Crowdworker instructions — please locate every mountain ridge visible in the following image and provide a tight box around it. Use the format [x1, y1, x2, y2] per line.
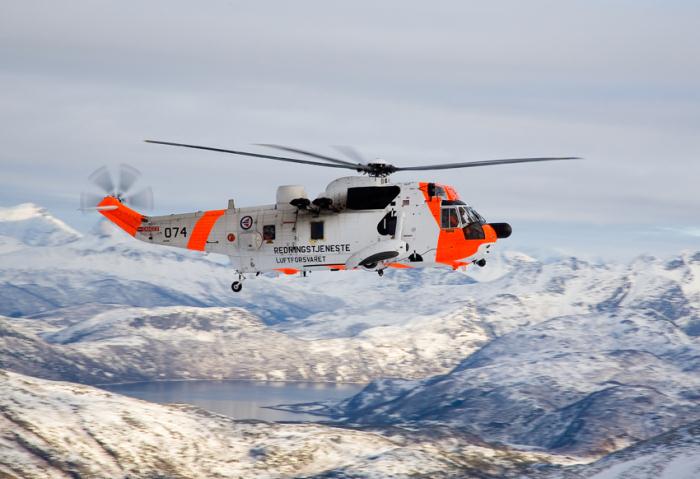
[0, 368, 578, 479]
[2, 203, 700, 467]
[0, 203, 81, 247]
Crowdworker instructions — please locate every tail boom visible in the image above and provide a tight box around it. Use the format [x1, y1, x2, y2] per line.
[97, 196, 144, 236]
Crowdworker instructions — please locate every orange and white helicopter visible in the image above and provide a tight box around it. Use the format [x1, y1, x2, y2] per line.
[83, 141, 577, 292]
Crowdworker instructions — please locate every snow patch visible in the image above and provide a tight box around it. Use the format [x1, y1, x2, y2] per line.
[0, 203, 81, 246]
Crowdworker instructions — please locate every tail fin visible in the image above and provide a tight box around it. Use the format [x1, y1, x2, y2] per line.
[97, 196, 144, 236]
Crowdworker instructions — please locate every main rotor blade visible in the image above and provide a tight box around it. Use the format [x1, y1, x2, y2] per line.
[88, 166, 115, 194]
[118, 164, 141, 194]
[145, 140, 362, 171]
[333, 145, 367, 164]
[396, 157, 581, 171]
[256, 144, 361, 167]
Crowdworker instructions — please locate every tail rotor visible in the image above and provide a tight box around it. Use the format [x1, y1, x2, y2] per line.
[81, 164, 154, 211]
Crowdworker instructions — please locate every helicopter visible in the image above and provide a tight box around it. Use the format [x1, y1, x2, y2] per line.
[83, 141, 578, 292]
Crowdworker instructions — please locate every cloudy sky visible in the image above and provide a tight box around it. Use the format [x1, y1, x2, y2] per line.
[1, 1, 698, 258]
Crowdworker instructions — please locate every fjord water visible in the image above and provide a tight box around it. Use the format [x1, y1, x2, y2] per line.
[103, 380, 364, 422]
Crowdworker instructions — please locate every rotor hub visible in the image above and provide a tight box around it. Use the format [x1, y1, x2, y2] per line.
[364, 161, 397, 177]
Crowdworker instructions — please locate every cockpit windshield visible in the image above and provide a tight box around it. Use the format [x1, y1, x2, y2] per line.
[440, 201, 485, 229]
[463, 206, 486, 224]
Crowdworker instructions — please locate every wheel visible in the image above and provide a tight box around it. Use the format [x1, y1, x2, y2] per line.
[475, 259, 486, 268]
[231, 281, 243, 292]
[377, 269, 384, 277]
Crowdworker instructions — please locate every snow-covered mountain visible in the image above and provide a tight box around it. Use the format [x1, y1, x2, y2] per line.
[0, 369, 574, 479]
[0, 318, 119, 383]
[0, 203, 81, 247]
[309, 306, 700, 455]
[2, 203, 700, 464]
[264, 242, 700, 456]
[4, 368, 697, 479]
[0, 204, 492, 383]
[6, 305, 487, 383]
[546, 420, 700, 478]
[0, 210, 234, 318]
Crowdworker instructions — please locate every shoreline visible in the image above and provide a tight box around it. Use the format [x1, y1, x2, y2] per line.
[97, 377, 370, 387]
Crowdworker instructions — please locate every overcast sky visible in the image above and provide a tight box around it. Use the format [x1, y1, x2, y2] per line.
[1, 1, 698, 258]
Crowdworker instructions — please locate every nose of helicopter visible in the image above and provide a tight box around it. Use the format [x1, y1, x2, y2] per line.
[488, 223, 512, 239]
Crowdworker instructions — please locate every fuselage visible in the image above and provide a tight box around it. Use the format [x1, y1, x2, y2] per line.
[98, 176, 511, 276]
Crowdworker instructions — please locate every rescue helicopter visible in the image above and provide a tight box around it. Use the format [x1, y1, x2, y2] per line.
[82, 141, 578, 292]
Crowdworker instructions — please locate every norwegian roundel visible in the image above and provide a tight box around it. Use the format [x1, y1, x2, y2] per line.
[239, 215, 253, 230]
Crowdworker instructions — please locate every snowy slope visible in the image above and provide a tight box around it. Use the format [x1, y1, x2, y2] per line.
[0, 316, 124, 383]
[0, 369, 572, 479]
[547, 420, 700, 478]
[0, 306, 488, 383]
[0, 203, 81, 246]
[3, 203, 700, 461]
[0, 218, 236, 318]
[323, 309, 700, 455]
[1, 305, 489, 384]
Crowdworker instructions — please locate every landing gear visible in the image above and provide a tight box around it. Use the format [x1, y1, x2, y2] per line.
[377, 269, 384, 277]
[231, 273, 245, 293]
[475, 259, 486, 268]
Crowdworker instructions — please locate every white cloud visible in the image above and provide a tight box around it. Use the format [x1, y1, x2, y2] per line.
[659, 227, 700, 237]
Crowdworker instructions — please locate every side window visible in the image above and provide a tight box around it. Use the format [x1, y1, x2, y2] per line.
[310, 221, 324, 240]
[441, 208, 450, 228]
[263, 225, 275, 241]
[440, 208, 459, 229]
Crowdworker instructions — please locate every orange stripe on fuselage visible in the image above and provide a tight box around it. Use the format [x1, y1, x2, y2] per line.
[97, 196, 144, 236]
[187, 210, 225, 251]
[274, 268, 300, 275]
[387, 262, 413, 269]
[418, 182, 496, 266]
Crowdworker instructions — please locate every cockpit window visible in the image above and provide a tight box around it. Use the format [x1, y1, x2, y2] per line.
[441, 207, 460, 229]
[440, 204, 486, 230]
[458, 207, 469, 225]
